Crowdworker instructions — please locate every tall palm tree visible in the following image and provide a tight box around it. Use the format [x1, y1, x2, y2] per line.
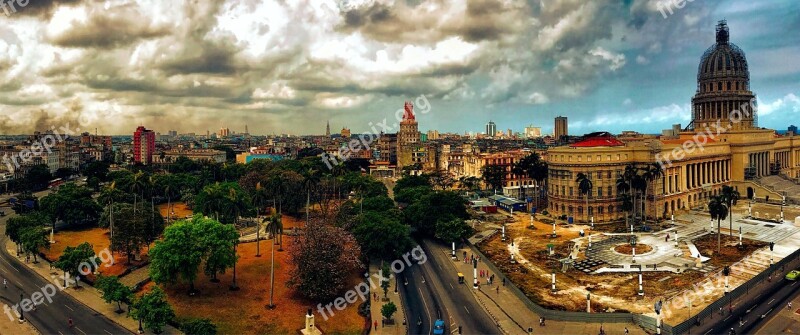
[131, 171, 148, 213]
[576, 173, 593, 223]
[720, 185, 740, 237]
[252, 182, 268, 257]
[644, 163, 664, 223]
[264, 213, 282, 309]
[708, 195, 728, 253]
[631, 172, 647, 224]
[511, 161, 527, 201]
[616, 173, 631, 226]
[302, 168, 320, 227]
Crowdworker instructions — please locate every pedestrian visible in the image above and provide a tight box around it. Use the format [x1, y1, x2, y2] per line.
[374, 320, 378, 330]
[68, 318, 73, 328]
[496, 286, 499, 295]
[665, 233, 669, 242]
[789, 302, 793, 310]
[2, 278, 6, 289]
[502, 278, 506, 286]
[624, 327, 629, 334]
[539, 317, 543, 326]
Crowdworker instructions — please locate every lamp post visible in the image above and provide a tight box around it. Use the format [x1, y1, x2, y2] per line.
[502, 224, 506, 241]
[588, 234, 592, 249]
[655, 300, 663, 335]
[770, 242, 775, 266]
[230, 241, 239, 291]
[738, 226, 743, 248]
[631, 236, 637, 264]
[586, 292, 591, 313]
[781, 195, 786, 222]
[638, 269, 644, 296]
[473, 258, 478, 289]
[674, 232, 679, 247]
[452, 242, 456, 260]
[552, 221, 557, 238]
[590, 216, 594, 230]
[551, 271, 556, 293]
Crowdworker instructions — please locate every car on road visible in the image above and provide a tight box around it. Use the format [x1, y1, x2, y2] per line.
[786, 270, 800, 281]
[433, 319, 445, 335]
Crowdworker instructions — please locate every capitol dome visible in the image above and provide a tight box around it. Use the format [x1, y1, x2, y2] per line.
[697, 20, 750, 91]
[690, 20, 757, 131]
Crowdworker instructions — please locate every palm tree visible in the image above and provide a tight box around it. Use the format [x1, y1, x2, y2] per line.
[251, 182, 269, 257]
[616, 174, 631, 226]
[644, 163, 664, 223]
[720, 185, 740, 237]
[708, 195, 728, 253]
[131, 171, 148, 213]
[511, 161, 527, 201]
[264, 213, 282, 309]
[576, 173, 593, 223]
[302, 168, 320, 227]
[631, 173, 647, 224]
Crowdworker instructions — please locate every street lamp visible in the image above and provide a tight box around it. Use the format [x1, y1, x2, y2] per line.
[590, 216, 594, 230]
[551, 271, 557, 293]
[230, 241, 239, 291]
[638, 269, 644, 296]
[655, 299, 663, 335]
[586, 292, 591, 313]
[631, 236, 637, 264]
[472, 258, 478, 289]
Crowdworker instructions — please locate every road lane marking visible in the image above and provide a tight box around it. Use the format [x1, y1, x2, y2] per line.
[704, 329, 714, 335]
[0, 257, 19, 272]
[762, 308, 773, 318]
[58, 332, 64, 335]
[75, 326, 87, 335]
[449, 283, 453, 289]
[418, 287, 432, 334]
[724, 315, 730, 321]
[104, 330, 112, 334]
[747, 304, 757, 313]
[463, 306, 470, 315]
[769, 298, 775, 305]
[793, 281, 797, 286]
[63, 304, 74, 311]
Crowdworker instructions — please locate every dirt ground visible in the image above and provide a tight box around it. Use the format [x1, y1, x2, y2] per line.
[147, 236, 365, 335]
[41, 227, 148, 281]
[477, 211, 766, 320]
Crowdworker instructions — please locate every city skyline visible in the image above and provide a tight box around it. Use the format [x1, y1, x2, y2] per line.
[0, 1, 798, 137]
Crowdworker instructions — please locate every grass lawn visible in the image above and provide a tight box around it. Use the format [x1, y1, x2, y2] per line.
[150, 235, 365, 335]
[40, 227, 148, 281]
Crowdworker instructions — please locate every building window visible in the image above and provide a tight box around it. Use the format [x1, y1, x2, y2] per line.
[607, 155, 611, 161]
[608, 186, 613, 197]
[569, 187, 574, 196]
[598, 207, 604, 215]
[597, 171, 603, 179]
[616, 154, 620, 160]
[597, 187, 602, 197]
[588, 207, 593, 216]
[587, 155, 592, 162]
[608, 205, 614, 214]
[727, 82, 731, 91]
[607, 171, 612, 178]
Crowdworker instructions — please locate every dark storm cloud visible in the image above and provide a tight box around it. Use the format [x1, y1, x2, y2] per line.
[47, 4, 171, 48]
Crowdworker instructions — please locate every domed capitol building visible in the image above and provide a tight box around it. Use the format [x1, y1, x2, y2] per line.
[547, 21, 800, 224]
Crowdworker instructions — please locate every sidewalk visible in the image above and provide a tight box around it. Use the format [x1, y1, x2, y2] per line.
[368, 261, 407, 335]
[449, 243, 647, 335]
[0, 307, 38, 335]
[5, 240, 181, 335]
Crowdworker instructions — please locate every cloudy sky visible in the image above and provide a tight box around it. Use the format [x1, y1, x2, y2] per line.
[0, 0, 798, 136]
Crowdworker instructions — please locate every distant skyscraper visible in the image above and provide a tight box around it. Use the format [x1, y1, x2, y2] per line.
[397, 101, 421, 168]
[219, 128, 230, 137]
[554, 116, 568, 140]
[789, 125, 798, 135]
[133, 126, 155, 165]
[486, 121, 497, 138]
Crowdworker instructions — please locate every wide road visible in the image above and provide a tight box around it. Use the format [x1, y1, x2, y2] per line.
[398, 239, 497, 335]
[694, 261, 800, 335]
[0, 208, 131, 335]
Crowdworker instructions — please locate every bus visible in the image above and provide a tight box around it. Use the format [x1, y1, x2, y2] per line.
[48, 178, 64, 189]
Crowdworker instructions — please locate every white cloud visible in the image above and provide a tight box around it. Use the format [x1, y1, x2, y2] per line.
[636, 55, 649, 65]
[759, 93, 800, 116]
[589, 47, 626, 71]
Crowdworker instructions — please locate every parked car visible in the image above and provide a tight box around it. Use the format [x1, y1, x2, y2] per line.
[433, 319, 445, 335]
[786, 270, 800, 281]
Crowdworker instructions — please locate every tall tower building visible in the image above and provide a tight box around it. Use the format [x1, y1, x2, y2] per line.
[133, 126, 155, 165]
[397, 101, 421, 168]
[485, 121, 497, 138]
[326, 120, 330, 137]
[691, 20, 756, 131]
[554, 116, 568, 140]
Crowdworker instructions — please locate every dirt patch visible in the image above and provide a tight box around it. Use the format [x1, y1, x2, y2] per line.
[614, 244, 653, 255]
[151, 238, 364, 335]
[692, 233, 767, 268]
